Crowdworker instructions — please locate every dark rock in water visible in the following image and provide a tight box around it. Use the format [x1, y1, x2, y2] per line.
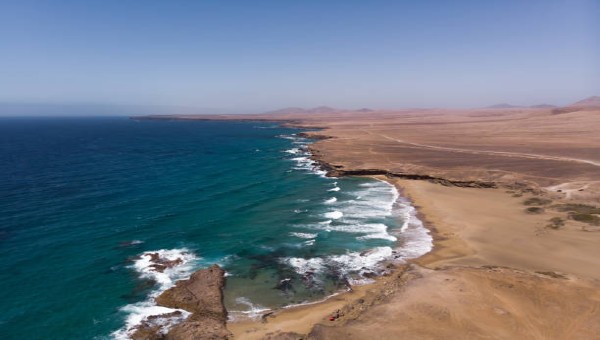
[133, 264, 231, 339]
[274, 278, 294, 292]
[131, 311, 184, 340]
[145, 252, 184, 273]
[362, 271, 378, 279]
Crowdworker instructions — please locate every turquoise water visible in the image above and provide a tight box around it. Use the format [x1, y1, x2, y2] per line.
[0, 117, 431, 339]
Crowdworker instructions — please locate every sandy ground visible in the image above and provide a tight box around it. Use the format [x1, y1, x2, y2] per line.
[311, 265, 600, 340]
[399, 179, 600, 280]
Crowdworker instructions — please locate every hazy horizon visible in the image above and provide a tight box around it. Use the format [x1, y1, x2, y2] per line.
[1, 1, 598, 115]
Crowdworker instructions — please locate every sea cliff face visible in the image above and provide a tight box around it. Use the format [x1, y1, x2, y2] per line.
[132, 265, 231, 339]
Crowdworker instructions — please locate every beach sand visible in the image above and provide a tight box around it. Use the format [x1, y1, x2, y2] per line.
[399, 179, 600, 280]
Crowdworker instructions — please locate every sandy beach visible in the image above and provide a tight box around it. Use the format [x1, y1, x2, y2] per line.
[227, 178, 600, 339]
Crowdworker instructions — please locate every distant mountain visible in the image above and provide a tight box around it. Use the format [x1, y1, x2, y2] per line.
[355, 108, 374, 113]
[486, 103, 557, 109]
[486, 103, 521, 109]
[570, 96, 600, 107]
[551, 96, 600, 115]
[265, 106, 339, 115]
[306, 106, 338, 114]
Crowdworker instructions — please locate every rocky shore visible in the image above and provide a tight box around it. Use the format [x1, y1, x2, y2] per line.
[129, 105, 600, 339]
[132, 265, 231, 340]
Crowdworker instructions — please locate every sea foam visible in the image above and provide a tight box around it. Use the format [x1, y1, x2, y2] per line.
[290, 232, 318, 239]
[324, 211, 343, 219]
[112, 248, 199, 339]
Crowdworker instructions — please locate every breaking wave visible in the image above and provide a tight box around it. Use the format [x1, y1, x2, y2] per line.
[112, 249, 199, 339]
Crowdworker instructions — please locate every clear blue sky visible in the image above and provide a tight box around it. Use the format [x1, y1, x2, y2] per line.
[0, 0, 598, 112]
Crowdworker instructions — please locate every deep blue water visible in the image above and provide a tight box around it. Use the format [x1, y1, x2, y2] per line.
[0, 117, 430, 339]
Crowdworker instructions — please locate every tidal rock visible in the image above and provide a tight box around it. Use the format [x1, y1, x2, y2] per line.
[146, 264, 232, 339]
[146, 252, 184, 273]
[131, 311, 185, 340]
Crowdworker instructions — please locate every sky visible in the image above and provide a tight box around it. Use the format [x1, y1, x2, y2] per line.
[0, 0, 598, 114]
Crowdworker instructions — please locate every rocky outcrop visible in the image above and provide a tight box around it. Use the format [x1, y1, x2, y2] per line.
[155, 265, 227, 318]
[297, 132, 333, 140]
[132, 265, 231, 340]
[160, 265, 231, 339]
[312, 162, 497, 189]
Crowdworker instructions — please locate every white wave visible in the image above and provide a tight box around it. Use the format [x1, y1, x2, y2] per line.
[228, 297, 270, 321]
[280, 247, 393, 280]
[113, 304, 191, 340]
[324, 197, 337, 204]
[285, 148, 301, 154]
[328, 247, 393, 275]
[357, 231, 398, 242]
[131, 249, 197, 290]
[336, 180, 398, 221]
[112, 248, 199, 339]
[393, 197, 433, 260]
[328, 186, 341, 192]
[283, 257, 326, 276]
[304, 239, 316, 246]
[290, 232, 318, 239]
[324, 211, 343, 219]
[316, 222, 397, 242]
[282, 136, 329, 178]
[314, 169, 328, 177]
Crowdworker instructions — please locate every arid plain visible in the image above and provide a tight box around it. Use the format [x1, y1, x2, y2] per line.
[144, 98, 600, 339]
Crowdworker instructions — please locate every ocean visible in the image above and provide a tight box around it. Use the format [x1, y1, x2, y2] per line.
[0, 117, 431, 339]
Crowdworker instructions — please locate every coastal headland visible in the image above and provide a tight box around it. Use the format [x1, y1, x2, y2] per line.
[135, 99, 600, 339]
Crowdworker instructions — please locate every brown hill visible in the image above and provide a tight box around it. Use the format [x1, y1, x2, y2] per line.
[551, 96, 600, 114]
[571, 96, 600, 107]
[266, 106, 339, 115]
[486, 103, 521, 109]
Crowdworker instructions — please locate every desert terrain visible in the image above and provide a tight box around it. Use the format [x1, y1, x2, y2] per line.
[139, 97, 600, 339]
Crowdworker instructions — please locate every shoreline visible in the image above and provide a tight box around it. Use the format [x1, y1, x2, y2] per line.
[225, 143, 433, 338]
[227, 174, 600, 338]
[225, 137, 600, 338]
[225, 174, 434, 339]
[128, 111, 600, 338]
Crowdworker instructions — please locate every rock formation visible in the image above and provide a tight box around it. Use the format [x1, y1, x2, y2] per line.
[132, 265, 231, 340]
